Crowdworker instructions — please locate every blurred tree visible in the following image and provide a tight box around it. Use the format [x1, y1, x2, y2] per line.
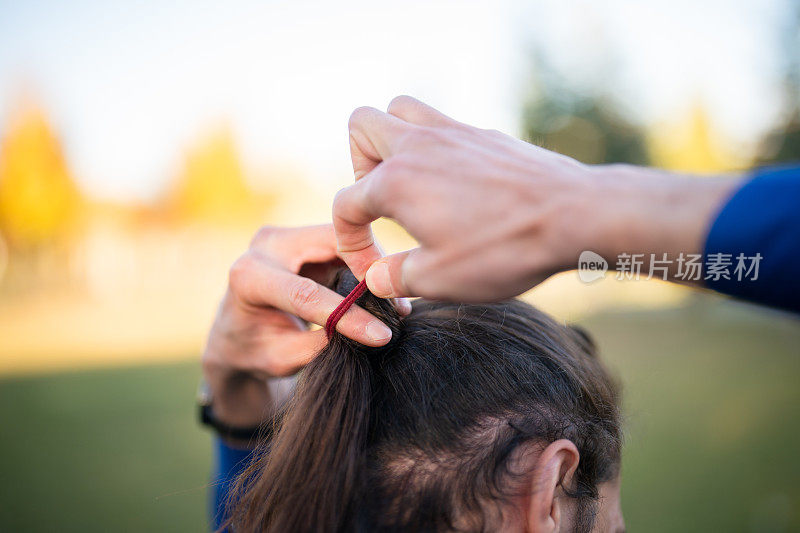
[761, 108, 800, 163]
[756, 1, 800, 164]
[0, 103, 81, 250]
[521, 57, 650, 166]
[522, 56, 745, 173]
[648, 102, 737, 173]
[167, 126, 262, 224]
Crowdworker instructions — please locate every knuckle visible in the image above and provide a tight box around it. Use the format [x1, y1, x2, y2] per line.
[348, 106, 376, 130]
[201, 355, 221, 376]
[256, 353, 284, 377]
[288, 277, 322, 312]
[332, 187, 347, 210]
[332, 188, 352, 220]
[228, 253, 255, 292]
[480, 127, 506, 140]
[387, 95, 415, 115]
[250, 225, 279, 248]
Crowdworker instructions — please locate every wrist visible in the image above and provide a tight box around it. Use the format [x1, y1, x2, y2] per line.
[198, 383, 267, 444]
[524, 157, 602, 275]
[202, 358, 272, 429]
[587, 164, 743, 271]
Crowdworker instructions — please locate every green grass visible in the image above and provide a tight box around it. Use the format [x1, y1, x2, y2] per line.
[0, 363, 210, 532]
[1, 295, 799, 532]
[583, 297, 800, 532]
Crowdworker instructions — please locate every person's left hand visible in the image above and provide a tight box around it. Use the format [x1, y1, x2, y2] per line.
[202, 224, 406, 430]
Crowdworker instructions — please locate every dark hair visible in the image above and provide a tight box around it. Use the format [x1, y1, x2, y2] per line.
[227, 270, 621, 532]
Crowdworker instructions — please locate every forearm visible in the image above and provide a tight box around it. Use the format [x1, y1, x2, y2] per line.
[574, 164, 744, 283]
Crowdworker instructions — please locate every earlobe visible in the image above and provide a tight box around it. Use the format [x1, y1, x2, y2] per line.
[525, 439, 581, 533]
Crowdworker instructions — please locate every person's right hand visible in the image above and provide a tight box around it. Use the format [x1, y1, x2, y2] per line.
[333, 96, 739, 301]
[333, 96, 595, 301]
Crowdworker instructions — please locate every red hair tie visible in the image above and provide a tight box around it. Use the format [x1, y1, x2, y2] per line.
[325, 278, 368, 338]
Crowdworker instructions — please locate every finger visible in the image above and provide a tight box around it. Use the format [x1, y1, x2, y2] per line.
[348, 106, 415, 176]
[364, 249, 419, 298]
[299, 260, 411, 315]
[297, 258, 346, 286]
[232, 260, 392, 345]
[332, 167, 392, 278]
[394, 297, 413, 316]
[349, 132, 380, 181]
[261, 329, 328, 376]
[387, 95, 462, 129]
[250, 224, 339, 272]
[364, 240, 410, 315]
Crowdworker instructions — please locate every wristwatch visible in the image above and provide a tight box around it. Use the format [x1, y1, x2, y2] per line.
[197, 381, 270, 442]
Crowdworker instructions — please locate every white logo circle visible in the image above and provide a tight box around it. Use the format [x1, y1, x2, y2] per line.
[577, 251, 608, 283]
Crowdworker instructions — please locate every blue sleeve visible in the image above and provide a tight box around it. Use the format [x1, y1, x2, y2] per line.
[704, 164, 800, 313]
[210, 437, 256, 531]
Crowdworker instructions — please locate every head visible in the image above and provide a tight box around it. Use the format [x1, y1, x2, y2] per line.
[229, 270, 624, 532]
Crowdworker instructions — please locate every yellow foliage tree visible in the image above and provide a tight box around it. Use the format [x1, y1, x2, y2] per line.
[169, 126, 258, 223]
[648, 101, 746, 173]
[0, 105, 81, 249]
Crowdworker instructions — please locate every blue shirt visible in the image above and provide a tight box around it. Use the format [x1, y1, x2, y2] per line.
[209, 164, 800, 529]
[210, 438, 253, 530]
[704, 165, 800, 313]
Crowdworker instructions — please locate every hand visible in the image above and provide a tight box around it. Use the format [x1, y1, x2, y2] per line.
[333, 96, 740, 301]
[202, 224, 404, 429]
[333, 96, 593, 301]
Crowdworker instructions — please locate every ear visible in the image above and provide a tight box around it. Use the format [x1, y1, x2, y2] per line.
[525, 439, 580, 533]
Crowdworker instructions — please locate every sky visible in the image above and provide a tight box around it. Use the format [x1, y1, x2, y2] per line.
[0, 0, 794, 202]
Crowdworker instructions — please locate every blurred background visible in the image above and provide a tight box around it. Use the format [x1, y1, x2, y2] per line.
[0, 0, 799, 531]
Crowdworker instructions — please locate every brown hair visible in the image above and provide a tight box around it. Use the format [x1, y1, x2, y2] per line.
[226, 270, 621, 532]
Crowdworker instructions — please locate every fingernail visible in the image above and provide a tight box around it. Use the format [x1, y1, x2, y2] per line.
[366, 261, 392, 297]
[396, 298, 412, 316]
[366, 320, 392, 343]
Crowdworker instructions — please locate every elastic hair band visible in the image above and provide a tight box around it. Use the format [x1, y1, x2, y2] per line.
[325, 278, 369, 338]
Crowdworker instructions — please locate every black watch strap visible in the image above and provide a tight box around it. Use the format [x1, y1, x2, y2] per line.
[199, 404, 272, 442]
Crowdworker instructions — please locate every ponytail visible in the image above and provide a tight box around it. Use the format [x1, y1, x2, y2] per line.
[227, 270, 401, 532]
[225, 272, 623, 533]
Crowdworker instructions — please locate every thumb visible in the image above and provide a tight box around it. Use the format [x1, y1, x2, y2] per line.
[365, 249, 418, 298]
